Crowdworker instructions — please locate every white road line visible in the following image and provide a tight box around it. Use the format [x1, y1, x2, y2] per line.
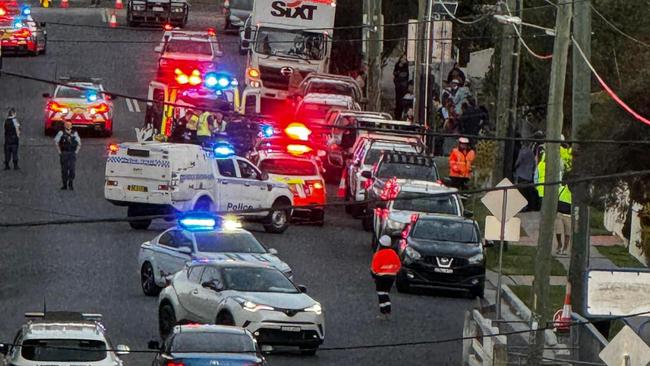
[133, 100, 141, 113]
[125, 98, 134, 112]
[100, 9, 107, 23]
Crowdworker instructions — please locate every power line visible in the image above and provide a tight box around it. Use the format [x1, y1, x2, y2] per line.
[501, 1, 553, 60]
[436, 0, 491, 25]
[590, 3, 650, 48]
[1, 169, 649, 228]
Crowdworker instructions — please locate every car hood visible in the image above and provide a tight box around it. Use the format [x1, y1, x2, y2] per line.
[195, 252, 291, 273]
[171, 353, 261, 365]
[239, 292, 316, 310]
[408, 238, 481, 258]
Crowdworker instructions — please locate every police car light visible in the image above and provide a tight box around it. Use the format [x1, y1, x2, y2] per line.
[287, 144, 312, 155]
[284, 123, 311, 141]
[217, 77, 230, 88]
[179, 216, 218, 231]
[222, 218, 242, 231]
[188, 70, 202, 86]
[163, 23, 173, 31]
[21, 5, 31, 15]
[230, 78, 239, 86]
[12, 20, 23, 29]
[213, 143, 235, 157]
[85, 90, 98, 103]
[108, 143, 119, 154]
[262, 125, 274, 138]
[0, 8, 6, 16]
[204, 74, 219, 88]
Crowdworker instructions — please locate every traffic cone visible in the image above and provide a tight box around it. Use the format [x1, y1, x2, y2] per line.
[60, 0, 68, 8]
[554, 283, 572, 332]
[337, 169, 347, 198]
[115, 0, 123, 9]
[109, 12, 118, 27]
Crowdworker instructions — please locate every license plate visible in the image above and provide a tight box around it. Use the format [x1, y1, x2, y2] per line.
[127, 185, 148, 192]
[281, 326, 301, 332]
[434, 268, 453, 274]
[153, 6, 164, 11]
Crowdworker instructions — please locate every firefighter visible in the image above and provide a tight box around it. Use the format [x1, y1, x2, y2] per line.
[370, 235, 401, 319]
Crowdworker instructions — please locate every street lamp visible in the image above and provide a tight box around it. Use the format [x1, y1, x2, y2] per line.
[494, 14, 556, 36]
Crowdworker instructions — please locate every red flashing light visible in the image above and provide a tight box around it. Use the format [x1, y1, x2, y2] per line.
[90, 103, 109, 114]
[13, 28, 31, 38]
[286, 144, 312, 155]
[47, 102, 68, 113]
[285, 123, 311, 141]
[410, 213, 420, 223]
[163, 23, 173, 31]
[108, 144, 119, 154]
[188, 70, 202, 86]
[380, 177, 400, 201]
[0, 8, 5, 16]
[207, 27, 216, 36]
[312, 181, 323, 190]
[174, 68, 201, 86]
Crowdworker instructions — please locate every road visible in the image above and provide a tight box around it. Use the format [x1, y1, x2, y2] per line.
[0, 3, 475, 365]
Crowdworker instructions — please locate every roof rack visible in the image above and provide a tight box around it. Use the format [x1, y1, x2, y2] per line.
[25, 311, 103, 322]
[382, 151, 435, 167]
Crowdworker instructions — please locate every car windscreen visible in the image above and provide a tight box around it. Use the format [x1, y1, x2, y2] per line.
[297, 103, 333, 120]
[411, 220, 478, 243]
[230, 0, 254, 10]
[21, 339, 107, 362]
[255, 27, 325, 60]
[194, 231, 266, 254]
[170, 332, 256, 353]
[55, 87, 95, 99]
[166, 40, 212, 56]
[377, 162, 439, 181]
[223, 267, 298, 293]
[259, 158, 317, 176]
[364, 145, 415, 165]
[306, 82, 354, 98]
[393, 192, 459, 215]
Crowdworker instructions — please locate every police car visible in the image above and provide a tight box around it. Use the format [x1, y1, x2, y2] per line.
[0, 312, 130, 366]
[42, 78, 114, 136]
[0, 10, 47, 56]
[155, 29, 224, 77]
[138, 214, 293, 296]
[104, 142, 294, 233]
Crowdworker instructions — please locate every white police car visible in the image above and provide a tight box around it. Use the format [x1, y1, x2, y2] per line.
[104, 142, 294, 233]
[139, 214, 293, 296]
[0, 312, 129, 366]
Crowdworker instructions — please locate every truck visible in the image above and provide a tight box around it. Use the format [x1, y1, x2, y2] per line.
[240, 0, 337, 113]
[104, 142, 294, 233]
[126, 0, 189, 28]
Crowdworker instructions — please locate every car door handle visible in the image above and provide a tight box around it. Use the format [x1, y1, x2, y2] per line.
[192, 289, 199, 295]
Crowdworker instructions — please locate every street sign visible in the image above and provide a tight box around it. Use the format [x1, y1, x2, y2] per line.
[485, 216, 521, 241]
[406, 19, 417, 62]
[431, 20, 453, 63]
[481, 178, 528, 223]
[587, 269, 650, 317]
[599, 326, 650, 366]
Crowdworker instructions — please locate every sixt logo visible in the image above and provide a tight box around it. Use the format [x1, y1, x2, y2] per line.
[270, 0, 317, 20]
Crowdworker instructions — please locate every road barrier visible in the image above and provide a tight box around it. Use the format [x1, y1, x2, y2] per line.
[462, 309, 508, 366]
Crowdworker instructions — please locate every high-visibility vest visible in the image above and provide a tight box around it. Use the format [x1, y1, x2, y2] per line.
[186, 114, 199, 131]
[559, 184, 572, 204]
[535, 154, 546, 198]
[448, 148, 476, 178]
[560, 146, 572, 172]
[197, 112, 211, 136]
[371, 249, 402, 276]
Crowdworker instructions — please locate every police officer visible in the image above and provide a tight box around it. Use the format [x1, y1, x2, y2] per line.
[196, 110, 212, 146]
[54, 121, 81, 190]
[4, 108, 20, 170]
[370, 235, 401, 319]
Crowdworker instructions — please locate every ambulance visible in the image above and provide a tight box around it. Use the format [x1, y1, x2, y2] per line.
[104, 142, 294, 233]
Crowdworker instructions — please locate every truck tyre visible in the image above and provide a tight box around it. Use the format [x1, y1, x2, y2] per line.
[128, 206, 151, 230]
[141, 262, 162, 296]
[264, 199, 290, 234]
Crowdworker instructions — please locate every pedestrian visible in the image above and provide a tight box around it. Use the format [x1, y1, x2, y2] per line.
[185, 109, 199, 143]
[514, 140, 538, 211]
[399, 80, 415, 120]
[459, 100, 482, 143]
[447, 62, 466, 85]
[4, 108, 20, 170]
[370, 235, 401, 319]
[54, 121, 81, 190]
[196, 110, 212, 146]
[169, 111, 189, 143]
[393, 54, 409, 119]
[356, 63, 368, 97]
[448, 137, 475, 189]
[555, 183, 572, 255]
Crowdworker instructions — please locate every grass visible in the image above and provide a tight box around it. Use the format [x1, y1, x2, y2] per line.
[486, 244, 567, 276]
[590, 208, 611, 236]
[510, 285, 566, 313]
[594, 245, 645, 268]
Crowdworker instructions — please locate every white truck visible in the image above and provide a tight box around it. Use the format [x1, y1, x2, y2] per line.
[104, 142, 294, 233]
[241, 0, 337, 112]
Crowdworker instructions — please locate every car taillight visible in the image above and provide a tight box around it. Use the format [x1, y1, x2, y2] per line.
[13, 28, 31, 38]
[306, 180, 323, 191]
[47, 102, 68, 114]
[207, 27, 216, 36]
[106, 180, 118, 186]
[165, 362, 185, 366]
[107, 143, 119, 154]
[90, 103, 109, 114]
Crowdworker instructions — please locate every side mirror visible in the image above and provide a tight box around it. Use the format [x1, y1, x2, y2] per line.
[297, 284, 307, 293]
[259, 172, 269, 181]
[42, 93, 51, 98]
[147, 340, 160, 350]
[115, 344, 130, 355]
[361, 171, 372, 179]
[154, 46, 163, 53]
[178, 246, 192, 255]
[0, 343, 8, 355]
[268, 248, 278, 255]
[463, 210, 474, 218]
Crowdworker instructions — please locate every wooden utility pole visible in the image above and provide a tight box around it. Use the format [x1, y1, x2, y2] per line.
[529, 1, 572, 364]
[569, 0, 591, 317]
[414, 0, 427, 124]
[366, 0, 383, 112]
[494, 0, 516, 183]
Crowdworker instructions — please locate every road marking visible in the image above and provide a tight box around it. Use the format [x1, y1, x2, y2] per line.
[125, 98, 134, 112]
[133, 99, 141, 112]
[125, 98, 142, 113]
[100, 9, 107, 23]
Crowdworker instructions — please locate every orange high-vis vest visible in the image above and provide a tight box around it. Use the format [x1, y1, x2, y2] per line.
[371, 249, 402, 276]
[449, 147, 476, 178]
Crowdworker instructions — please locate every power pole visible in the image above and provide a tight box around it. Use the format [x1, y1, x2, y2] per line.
[569, 0, 591, 317]
[414, 0, 427, 124]
[505, 0, 523, 181]
[494, 0, 516, 184]
[529, 1, 572, 364]
[366, 0, 383, 112]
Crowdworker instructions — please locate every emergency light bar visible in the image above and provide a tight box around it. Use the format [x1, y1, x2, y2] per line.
[178, 213, 219, 231]
[86, 90, 98, 102]
[284, 123, 311, 141]
[21, 5, 30, 15]
[0, 8, 5, 16]
[209, 142, 235, 158]
[262, 125, 274, 138]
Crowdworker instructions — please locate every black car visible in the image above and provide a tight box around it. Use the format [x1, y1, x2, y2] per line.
[395, 215, 486, 297]
[149, 324, 267, 366]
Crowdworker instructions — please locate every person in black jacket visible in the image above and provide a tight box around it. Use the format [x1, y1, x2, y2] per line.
[393, 54, 409, 119]
[4, 108, 20, 170]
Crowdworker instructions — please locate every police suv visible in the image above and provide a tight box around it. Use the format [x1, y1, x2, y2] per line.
[104, 142, 294, 233]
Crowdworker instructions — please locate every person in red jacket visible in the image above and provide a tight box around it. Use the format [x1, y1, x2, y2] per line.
[370, 235, 402, 318]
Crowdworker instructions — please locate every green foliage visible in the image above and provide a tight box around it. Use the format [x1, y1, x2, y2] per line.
[510, 284, 566, 312]
[486, 245, 567, 276]
[594, 245, 645, 268]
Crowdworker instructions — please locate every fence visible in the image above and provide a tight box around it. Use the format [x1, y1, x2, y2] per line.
[462, 309, 508, 366]
[569, 312, 608, 365]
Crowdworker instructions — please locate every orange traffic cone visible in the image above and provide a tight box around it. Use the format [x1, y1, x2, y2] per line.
[337, 169, 347, 198]
[60, 0, 68, 8]
[109, 12, 118, 27]
[115, 0, 123, 9]
[553, 283, 572, 332]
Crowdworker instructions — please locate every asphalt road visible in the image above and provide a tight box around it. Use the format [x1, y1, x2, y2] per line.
[0, 4, 475, 365]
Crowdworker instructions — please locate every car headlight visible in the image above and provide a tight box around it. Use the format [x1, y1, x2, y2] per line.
[132, 4, 145, 10]
[404, 246, 421, 261]
[238, 299, 274, 312]
[304, 303, 322, 315]
[386, 218, 405, 231]
[468, 253, 485, 264]
[171, 5, 185, 12]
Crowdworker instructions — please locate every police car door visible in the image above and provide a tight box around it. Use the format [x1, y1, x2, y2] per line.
[235, 158, 265, 212]
[156, 230, 193, 277]
[213, 158, 244, 212]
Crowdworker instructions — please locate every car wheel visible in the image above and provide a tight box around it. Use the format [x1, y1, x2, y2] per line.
[141, 262, 162, 296]
[311, 209, 324, 226]
[471, 281, 485, 299]
[395, 271, 410, 293]
[216, 311, 235, 326]
[128, 206, 152, 230]
[300, 347, 318, 356]
[263, 200, 290, 234]
[159, 303, 177, 340]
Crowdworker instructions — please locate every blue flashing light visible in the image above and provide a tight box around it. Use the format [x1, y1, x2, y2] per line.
[204, 72, 232, 90]
[213, 143, 235, 158]
[262, 125, 274, 138]
[230, 79, 239, 86]
[21, 6, 31, 16]
[13, 20, 23, 29]
[217, 77, 230, 88]
[178, 214, 218, 231]
[204, 74, 219, 88]
[86, 90, 98, 103]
